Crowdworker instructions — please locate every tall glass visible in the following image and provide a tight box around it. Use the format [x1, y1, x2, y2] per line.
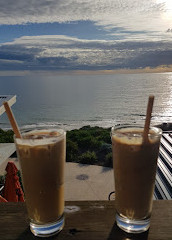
[15, 128, 66, 237]
[111, 125, 162, 233]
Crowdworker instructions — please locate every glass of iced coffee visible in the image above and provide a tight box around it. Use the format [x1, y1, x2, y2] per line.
[111, 125, 162, 233]
[15, 128, 66, 237]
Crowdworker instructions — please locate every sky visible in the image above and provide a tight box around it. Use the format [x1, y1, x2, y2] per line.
[0, 0, 172, 74]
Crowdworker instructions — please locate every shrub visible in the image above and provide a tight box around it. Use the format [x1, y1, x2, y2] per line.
[77, 135, 92, 148]
[104, 152, 113, 168]
[67, 129, 89, 143]
[78, 151, 97, 164]
[100, 143, 112, 154]
[78, 135, 103, 150]
[79, 125, 92, 131]
[0, 129, 14, 143]
[90, 138, 103, 150]
[66, 139, 79, 162]
[97, 130, 111, 144]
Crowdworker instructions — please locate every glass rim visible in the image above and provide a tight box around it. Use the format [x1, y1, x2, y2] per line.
[111, 124, 162, 136]
[14, 127, 66, 141]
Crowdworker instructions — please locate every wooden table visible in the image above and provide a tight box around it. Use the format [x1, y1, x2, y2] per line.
[0, 201, 171, 240]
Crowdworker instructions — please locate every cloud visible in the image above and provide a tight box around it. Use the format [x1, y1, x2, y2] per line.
[1, 1, 172, 72]
[0, 35, 172, 71]
[0, 0, 172, 38]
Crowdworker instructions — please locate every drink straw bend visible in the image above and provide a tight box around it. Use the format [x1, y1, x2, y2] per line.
[3, 101, 22, 138]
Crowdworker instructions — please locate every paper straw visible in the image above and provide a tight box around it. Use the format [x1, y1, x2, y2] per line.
[3, 101, 22, 138]
[143, 95, 154, 143]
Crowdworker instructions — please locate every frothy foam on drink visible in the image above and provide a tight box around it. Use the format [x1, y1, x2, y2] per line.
[114, 127, 159, 145]
[16, 129, 65, 146]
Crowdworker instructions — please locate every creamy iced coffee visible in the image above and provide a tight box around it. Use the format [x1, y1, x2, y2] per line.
[111, 125, 162, 233]
[15, 129, 66, 237]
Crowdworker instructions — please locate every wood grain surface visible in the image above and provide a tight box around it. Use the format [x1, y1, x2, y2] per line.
[0, 200, 171, 240]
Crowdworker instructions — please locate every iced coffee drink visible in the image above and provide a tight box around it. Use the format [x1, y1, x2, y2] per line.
[111, 125, 161, 233]
[15, 128, 66, 237]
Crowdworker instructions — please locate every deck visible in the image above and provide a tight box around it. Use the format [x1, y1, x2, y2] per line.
[0, 95, 16, 116]
[155, 133, 172, 199]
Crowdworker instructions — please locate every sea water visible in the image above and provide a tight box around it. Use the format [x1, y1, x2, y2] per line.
[0, 72, 172, 130]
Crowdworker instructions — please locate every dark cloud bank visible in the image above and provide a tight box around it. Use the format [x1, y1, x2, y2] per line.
[0, 37, 172, 71]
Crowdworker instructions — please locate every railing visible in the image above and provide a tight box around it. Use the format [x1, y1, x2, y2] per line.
[154, 133, 172, 199]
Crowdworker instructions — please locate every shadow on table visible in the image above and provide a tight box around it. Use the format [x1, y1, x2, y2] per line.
[107, 223, 149, 240]
[15, 222, 149, 240]
[16, 227, 60, 240]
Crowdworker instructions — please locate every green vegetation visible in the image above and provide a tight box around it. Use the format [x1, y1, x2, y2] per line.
[78, 151, 97, 164]
[66, 125, 112, 167]
[0, 129, 14, 143]
[0, 126, 113, 167]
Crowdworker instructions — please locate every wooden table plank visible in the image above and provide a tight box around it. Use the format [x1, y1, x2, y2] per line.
[0, 201, 171, 240]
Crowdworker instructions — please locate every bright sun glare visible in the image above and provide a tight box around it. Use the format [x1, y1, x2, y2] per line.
[156, 0, 172, 9]
[156, 0, 172, 21]
[165, 0, 172, 9]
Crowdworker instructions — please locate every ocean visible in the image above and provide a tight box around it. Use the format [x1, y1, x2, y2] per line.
[0, 72, 172, 130]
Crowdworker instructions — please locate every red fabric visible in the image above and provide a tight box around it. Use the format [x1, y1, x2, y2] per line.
[0, 195, 8, 202]
[3, 162, 24, 202]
